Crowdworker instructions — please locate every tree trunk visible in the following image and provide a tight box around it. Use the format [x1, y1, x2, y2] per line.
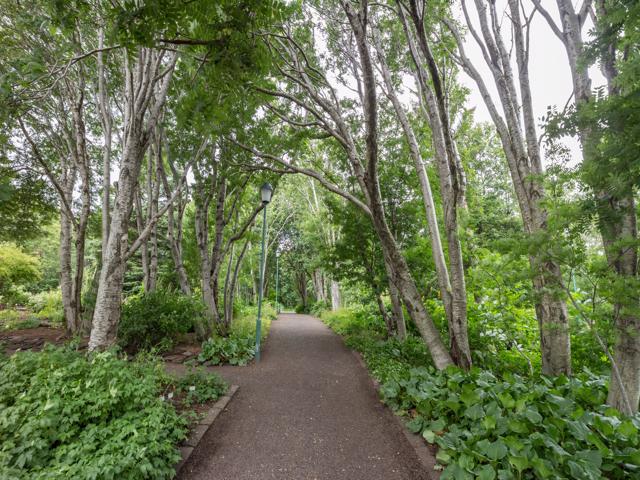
[534, 0, 638, 412]
[225, 238, 250, 327]
[373, 23, 465, 361]
[448, 0, 572, 375]
[97, 26, 112, 265]
[158, 133, 191, 295]
[60, 200, 76, 333]
[389, 281, 406, 340]
[340, 0, 454, 369]
[89, 48, 176, 351]
[376, 291, 394, 337]
[330, 279, 341, 311]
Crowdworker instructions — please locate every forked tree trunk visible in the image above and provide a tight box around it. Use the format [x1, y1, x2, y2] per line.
[447, 0, 572, 375]
[89, 48, 176, 351]
[158, 143, 191, 295]
[373, 23, 466, 361]
[343, 0, 453, 369]
[533, 0, 639, 414]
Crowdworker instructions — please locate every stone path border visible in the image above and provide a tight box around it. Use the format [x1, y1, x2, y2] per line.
[350, 351, 440, 480]
[175, 385, 239, 475]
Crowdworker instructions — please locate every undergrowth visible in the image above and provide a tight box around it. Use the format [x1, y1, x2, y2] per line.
[322, 308, 640, 479]
[197, 302, 276, 366]
[0, 346, 188, 479]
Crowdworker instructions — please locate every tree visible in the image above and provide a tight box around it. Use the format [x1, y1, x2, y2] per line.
[534, 0, 640, 413]
[443, 0, 573, 375]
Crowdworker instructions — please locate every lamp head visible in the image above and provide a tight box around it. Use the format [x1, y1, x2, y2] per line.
[260, 183, 273, 204]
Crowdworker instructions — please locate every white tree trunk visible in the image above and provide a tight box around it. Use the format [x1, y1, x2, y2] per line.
[89, 48, 176, 350]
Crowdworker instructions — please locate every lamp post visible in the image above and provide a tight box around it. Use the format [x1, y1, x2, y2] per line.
[275, 251, 280, 314]
[255, 183, 273, 362]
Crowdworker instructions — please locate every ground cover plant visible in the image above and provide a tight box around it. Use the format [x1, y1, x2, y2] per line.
[0, 310, 40, 331]
[0, 347, 189, 479]
[322, 308, 640, 479]
[173, 367, 228, 406]
[198, 303, 276, 366]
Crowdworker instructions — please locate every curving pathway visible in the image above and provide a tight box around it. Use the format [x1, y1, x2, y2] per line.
[176, 313, 433, 480]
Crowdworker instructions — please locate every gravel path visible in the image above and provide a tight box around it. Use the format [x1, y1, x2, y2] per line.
[177, 313, 433, 480]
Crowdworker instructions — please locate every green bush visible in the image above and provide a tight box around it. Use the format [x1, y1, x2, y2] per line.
[309, 300, 330, 316]
[119, 291, 206, 353]
[197, 302, 275, 366]
[29, 289, 64, 324]
[0, 244, 40, 306]
[230, 302, 275, 338]
[198, 335, 256, 366]
[174, 367, 227, 406]
[381, 367, 640, 479]
[0, 310, 39, 330]
[0, 347, 188, 479]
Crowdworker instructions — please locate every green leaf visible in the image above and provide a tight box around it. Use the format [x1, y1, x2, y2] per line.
[422, 429, 436, 443]
[486, 439, 508, 461]
[476, 464, 496, 480]
[508, 455, 529, 473]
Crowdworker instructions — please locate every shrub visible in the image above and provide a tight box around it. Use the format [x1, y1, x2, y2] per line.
[310, 300, 330, 316]
[0, 244, 40, 306]
[174, 367, 227, 406]
[230, 302, 274, 339]
[29, 289, 64, 324]
[119, 291, 206, 352]
[197, 302, 275, 366]
[0, 310, 40, 330]
[0, 347, 188, 479]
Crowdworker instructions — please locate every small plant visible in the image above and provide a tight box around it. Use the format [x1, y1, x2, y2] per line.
[29, 289, 64, 324]
[198, 335, 256, 366]
[0, 346, 188, 479]
[0, 310, 40, 330]
[174, 368, 227, 406]
[119, 291, 207, 352]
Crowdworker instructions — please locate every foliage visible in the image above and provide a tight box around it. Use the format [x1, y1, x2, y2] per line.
[0, 347, 188, 479]
[382, 367, 640, 479]
[119, 291, 207, 353]
[0, 310, 40, 331]
[325, 308, 640, 479]
[28, 289, 64, 324]
[0, 244, 40, 305]
[0, 167, 56, 243]
[309, 300, 329, 316]
[198, 335, 256, 366]
[173, 368, 227, 406]
[198, 302, 276, 366]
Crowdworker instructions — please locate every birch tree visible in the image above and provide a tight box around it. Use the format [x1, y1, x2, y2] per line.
[89, 47, 177, 350]
[443, 0, 573, 375]
[533, 0, 639, 412]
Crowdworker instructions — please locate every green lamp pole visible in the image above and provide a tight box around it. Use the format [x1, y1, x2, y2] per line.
[275, 252, 280, 314]
[255, 183, 273, 362]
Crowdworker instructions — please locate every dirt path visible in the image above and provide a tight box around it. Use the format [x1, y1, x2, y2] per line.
[176, 313, 433, 480]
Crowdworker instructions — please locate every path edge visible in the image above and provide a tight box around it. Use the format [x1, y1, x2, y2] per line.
[175, 384, 239, 475]
[351, 350, 441, 480]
